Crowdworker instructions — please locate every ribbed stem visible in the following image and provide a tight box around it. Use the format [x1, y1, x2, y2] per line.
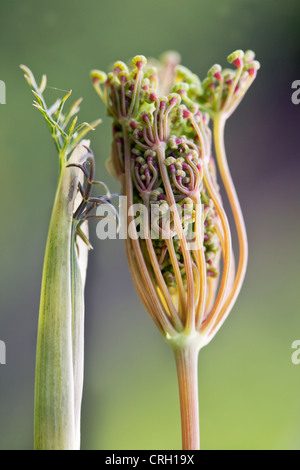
[173, 340, 201, 450]
[209, 115, 248, 338]
[34, 142, 89, 450]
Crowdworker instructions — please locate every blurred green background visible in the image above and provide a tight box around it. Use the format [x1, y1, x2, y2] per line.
[0, 0, 300, 450]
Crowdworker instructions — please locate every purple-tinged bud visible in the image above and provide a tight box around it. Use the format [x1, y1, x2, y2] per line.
[159, 96, 168, 109]
[90, 70, 107, 85]
[183, 109, 190, 119]
[114, 61, 128, 74]
[173, 82, 189, 95]
[233, 58, 243, 68]
[136, 156, 146, 165]
[150, 92, 158, 102]
[208, 64, 222, 78]
[120, 72, 128, 84]
[133, 128, 143, 140]
[207, 268, 218, 278]
[244, 60, 261, 76]
[168, 92, 181, 106]
[227, 50, 244, 64]
[165, 156, 177, 166]
[132, 55, 147, 70]
[145, 149, 156, 159]
[247, 68, 256, 77]
[130, 121, 139, 130]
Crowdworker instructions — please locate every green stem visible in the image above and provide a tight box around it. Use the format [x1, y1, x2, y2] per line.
[172, 336, 202, 450]
[34, 142, 89, 450]
[70, 220, 86, 450]
[209, 115, 248, 338]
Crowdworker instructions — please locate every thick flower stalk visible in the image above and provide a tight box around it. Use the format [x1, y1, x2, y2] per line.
[91, 50, 259, 450]
[22, 66, 114, 450]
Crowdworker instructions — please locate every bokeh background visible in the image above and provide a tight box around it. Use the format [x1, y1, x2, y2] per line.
[0, 0, 300, 450]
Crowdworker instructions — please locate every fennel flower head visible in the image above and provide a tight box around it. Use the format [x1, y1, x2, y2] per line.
[91, 50, 260, 347]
